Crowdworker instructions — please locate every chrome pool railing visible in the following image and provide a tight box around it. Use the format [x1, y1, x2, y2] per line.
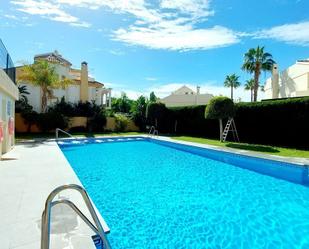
[55, 128, 73, 139]
[41, 184, 111, 249]
[148, 126, 159, 137]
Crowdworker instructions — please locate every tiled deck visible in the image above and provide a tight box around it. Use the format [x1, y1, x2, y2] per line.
[0, 139, 109, 249]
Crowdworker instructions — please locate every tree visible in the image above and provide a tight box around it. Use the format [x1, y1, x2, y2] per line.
[17, 85, 30, 102]
[18, 60, 71, 112]
[146, 102, 168, 128]
[205, 97, 235, 142]
[149, 91, 157, 102]
[244, 79, 254, 102]
[242, 46, 275, 102]
[131, 95, 147, 130]
[224, 74, 241, 100]
[111, 93, 134, 113]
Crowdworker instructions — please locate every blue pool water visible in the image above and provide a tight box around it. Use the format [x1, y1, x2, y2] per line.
[59, 138, 309, 248]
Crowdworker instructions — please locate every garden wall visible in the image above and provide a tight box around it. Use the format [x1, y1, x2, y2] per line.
[15, 114, 139, 133]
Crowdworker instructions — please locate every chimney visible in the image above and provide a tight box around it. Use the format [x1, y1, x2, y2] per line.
[80, 61, 89, 102]
[196, 86, 200, 95]
[271, 64, 279, 99]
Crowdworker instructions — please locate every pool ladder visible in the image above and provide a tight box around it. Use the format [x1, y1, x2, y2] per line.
[148, 126, 159, 137]
[55, 128, 73, 139]
[41, 184, 111, 249]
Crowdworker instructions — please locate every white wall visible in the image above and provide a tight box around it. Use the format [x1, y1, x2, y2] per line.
[0, 69, 18, 155]
[66, 85, 80, 103]
[265, 61, 309, 99]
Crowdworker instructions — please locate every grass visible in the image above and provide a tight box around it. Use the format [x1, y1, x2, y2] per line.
[172, 136, 309, 158]
[16, 132, 309, 158]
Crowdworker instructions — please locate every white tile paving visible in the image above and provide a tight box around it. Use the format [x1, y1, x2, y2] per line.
[0, 140, 109, 249]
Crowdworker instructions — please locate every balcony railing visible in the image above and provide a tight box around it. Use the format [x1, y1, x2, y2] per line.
[0, 39, 16, 84]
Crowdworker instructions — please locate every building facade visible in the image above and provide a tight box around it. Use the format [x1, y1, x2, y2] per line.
[265, 60, 309, 99]
[0, 40, 19, 157]
[16, 51, 111, 113]
[160, 85, 213, 107]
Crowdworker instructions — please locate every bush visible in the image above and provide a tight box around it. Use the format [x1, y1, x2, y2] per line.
[205, 97, 235, 120]
[88, 109, 107, 132]
[146, 102, 172, 132]
[171, 105, 218, 138]
[49, 97, 75, 117]
[204, 97, 235, 141]
[169, 97, 309, 149]
[37, 111, 69, 132]
[234, 97, 309, 149]
[114, 113, 129, 132]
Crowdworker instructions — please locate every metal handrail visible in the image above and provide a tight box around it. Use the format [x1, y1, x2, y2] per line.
[41, 184, 111, 249]
[55, 128, 73, 139]
[148, 126, 158, 137]
[148, 126, 155, 135]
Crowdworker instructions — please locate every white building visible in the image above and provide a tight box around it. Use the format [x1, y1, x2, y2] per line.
[0, 40, 19, 157]
[160, 85, 213, 107]
[16, 51, 112, 112]
[265, 60, 309, 99]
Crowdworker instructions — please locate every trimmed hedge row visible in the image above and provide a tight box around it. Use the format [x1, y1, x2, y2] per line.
[234, 97, 309, 149]
[147, 97, 309, 149]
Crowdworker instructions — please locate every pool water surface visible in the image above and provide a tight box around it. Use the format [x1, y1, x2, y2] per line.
[59, 138, 309, 249]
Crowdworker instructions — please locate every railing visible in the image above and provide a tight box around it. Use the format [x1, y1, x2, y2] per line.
[148, 126, 159, 137]
[55, 128, 73, 139]
[0, 39, 15, 83]
[41, 184, 111, 249]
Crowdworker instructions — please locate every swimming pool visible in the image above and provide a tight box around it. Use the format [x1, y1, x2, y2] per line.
[59, 137, 309, 248]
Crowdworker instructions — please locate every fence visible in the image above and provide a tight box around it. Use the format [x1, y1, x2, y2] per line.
[0, 39, 15, 83]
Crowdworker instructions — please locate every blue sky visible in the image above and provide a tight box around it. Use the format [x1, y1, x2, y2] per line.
[1, 0, 309, 101]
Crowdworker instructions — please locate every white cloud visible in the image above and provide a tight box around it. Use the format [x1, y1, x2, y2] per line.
[49, 0, 240, 51]
[255, 21, 309, 46]
[114, 25, 239, 51]
[11, 0, 91, 27]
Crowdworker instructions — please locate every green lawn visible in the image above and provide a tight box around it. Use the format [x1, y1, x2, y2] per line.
[16, 132, 309, 158]
[172, 136, 309, 158]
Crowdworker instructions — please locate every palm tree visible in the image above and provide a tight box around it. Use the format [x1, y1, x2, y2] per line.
[18, 60, 71, 112]
[242, 46, 275, 102]
[17, 85, 30, 102]
[224, 74, 241, 100]
[244, 79, 254, 102]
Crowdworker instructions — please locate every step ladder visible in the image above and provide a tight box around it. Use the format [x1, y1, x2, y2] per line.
[41, 184, 111, 249]
[222, 118, 239, 142]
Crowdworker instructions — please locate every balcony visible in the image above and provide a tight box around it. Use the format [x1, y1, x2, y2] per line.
[0, 39, 16, 84]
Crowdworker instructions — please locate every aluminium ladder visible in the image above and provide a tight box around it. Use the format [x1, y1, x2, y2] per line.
[41, 184, 111, 249]
[222, 118, 239, 142]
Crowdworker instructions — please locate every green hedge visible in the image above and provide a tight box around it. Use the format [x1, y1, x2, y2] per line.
[166, 97, 309, 149]
[234, 97, 309, 149]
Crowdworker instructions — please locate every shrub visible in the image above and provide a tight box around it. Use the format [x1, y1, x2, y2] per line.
[37, 111, 69, 132]
[205, 97, 235, 141]
[88, 109, 107, 132]
[205, 97, 235, 120]
[114, 113, 129, 132]
[49, 97, 75, 116]
[146, 102, 172, 132]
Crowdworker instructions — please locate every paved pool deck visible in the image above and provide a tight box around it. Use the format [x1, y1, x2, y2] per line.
[0, 139, 109, 249]
[0, 135, 308, 249]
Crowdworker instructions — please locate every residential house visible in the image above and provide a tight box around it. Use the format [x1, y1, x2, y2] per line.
[160, 85, 213, 107]
[264, 60, 309, 99]
[16, 50, 112, 112]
